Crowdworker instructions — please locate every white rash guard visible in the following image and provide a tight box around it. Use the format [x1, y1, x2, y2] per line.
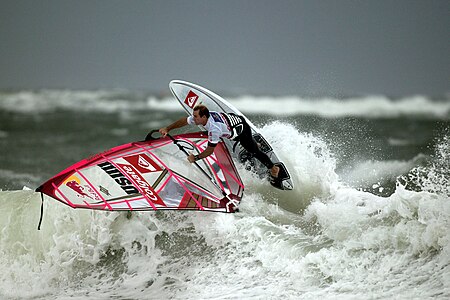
[187, 111, 232, 146]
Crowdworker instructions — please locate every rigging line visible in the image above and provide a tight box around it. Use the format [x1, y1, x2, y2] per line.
[134, 143, 206, 209]
[37, 193, 44, 230]
[208, 142, 245, 190]
[167, 133, 228, 197]
[190, 137, 244, 192]
[181, 137, 214, 178]
[192, 140, 227, 191]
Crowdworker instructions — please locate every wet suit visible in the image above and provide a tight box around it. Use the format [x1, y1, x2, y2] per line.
[231, 117, 274, 169]
[187, 111, 275, 170]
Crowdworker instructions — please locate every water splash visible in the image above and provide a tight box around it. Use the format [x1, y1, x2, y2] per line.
[400, 134, 450, 197]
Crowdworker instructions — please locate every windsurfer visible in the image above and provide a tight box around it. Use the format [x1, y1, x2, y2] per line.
[158, 105, 280, 179]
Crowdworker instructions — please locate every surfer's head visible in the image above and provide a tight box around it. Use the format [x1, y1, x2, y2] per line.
[193, 105, 209, 125]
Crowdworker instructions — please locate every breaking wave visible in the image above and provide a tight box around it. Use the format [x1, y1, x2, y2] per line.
[1, 89, 449, 119]
[1, 123, 449, 299]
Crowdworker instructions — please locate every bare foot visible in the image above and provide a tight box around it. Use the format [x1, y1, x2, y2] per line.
[270, 165, 280, 178]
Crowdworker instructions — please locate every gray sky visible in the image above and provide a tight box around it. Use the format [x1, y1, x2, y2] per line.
[1, 0, 449, 96]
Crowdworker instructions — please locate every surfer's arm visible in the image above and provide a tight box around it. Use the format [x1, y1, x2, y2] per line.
[159, 117, 189, 137]
[188, 145, 215, 163]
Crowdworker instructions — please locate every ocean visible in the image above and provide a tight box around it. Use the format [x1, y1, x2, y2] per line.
[0, 89, 449, 299]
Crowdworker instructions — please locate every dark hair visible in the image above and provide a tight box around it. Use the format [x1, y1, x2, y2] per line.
[194, 104, 210, 118]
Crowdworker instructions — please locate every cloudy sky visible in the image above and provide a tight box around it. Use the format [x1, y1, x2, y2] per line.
[1, 0, 449, 96]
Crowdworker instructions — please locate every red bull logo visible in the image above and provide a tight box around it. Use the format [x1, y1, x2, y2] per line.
[65, 176, 100, 201]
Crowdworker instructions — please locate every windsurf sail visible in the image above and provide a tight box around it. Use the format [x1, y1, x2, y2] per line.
[36, 132, 244, 217]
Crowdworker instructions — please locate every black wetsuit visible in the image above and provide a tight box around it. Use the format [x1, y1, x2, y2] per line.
[223, 113, 274, 170]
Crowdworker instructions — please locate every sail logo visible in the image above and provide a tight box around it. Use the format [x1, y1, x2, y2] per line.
[184, 90, 199, 108]
[98, 162, 139, 195]
[117, 163, 165, 206]
[64, 175, 101, 201]
[123, 154, 161, 174]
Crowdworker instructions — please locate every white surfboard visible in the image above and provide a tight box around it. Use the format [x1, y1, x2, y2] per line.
[169, 80, 294, 191]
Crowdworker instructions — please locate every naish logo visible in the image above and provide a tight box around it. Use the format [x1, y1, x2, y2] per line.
[184, 90, 199, 108]
[123, 154, 161, 174]
[98, 162, 139, 195]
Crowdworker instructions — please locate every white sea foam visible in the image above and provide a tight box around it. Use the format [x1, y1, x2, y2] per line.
[149, 94, 449, 119]
[223, 94, 450, 118]
[0, 90, 156, 114]
[1, 90, 448, 119]
[0, 169, 42, 188]
[0, 123, 449, 299]
[340, 154, 428, 187]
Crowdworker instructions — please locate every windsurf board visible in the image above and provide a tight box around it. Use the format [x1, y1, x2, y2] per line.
[168, 80, 293, 191]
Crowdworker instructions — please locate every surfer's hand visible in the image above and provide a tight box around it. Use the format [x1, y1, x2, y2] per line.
[187, 153, 196, 163]
[159, 127, 168, 137]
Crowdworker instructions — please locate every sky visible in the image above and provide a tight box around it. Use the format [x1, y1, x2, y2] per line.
[1, 0, 449, 97]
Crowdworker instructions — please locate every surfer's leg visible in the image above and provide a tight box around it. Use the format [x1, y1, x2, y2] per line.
[238, 127, 279, 177]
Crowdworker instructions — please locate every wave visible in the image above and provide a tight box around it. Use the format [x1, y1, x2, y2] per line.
[0, 169, 42, 190]
[216, 94, 450, 119]
[0, 89, 152, 114]
[1, 89, 449, 119]
[0, 123, 449, 299]
[400, 135, 450, 197]
[340, 154, 429, 190]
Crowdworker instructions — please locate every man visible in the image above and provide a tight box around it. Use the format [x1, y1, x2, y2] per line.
[158, 105, 280, 179]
